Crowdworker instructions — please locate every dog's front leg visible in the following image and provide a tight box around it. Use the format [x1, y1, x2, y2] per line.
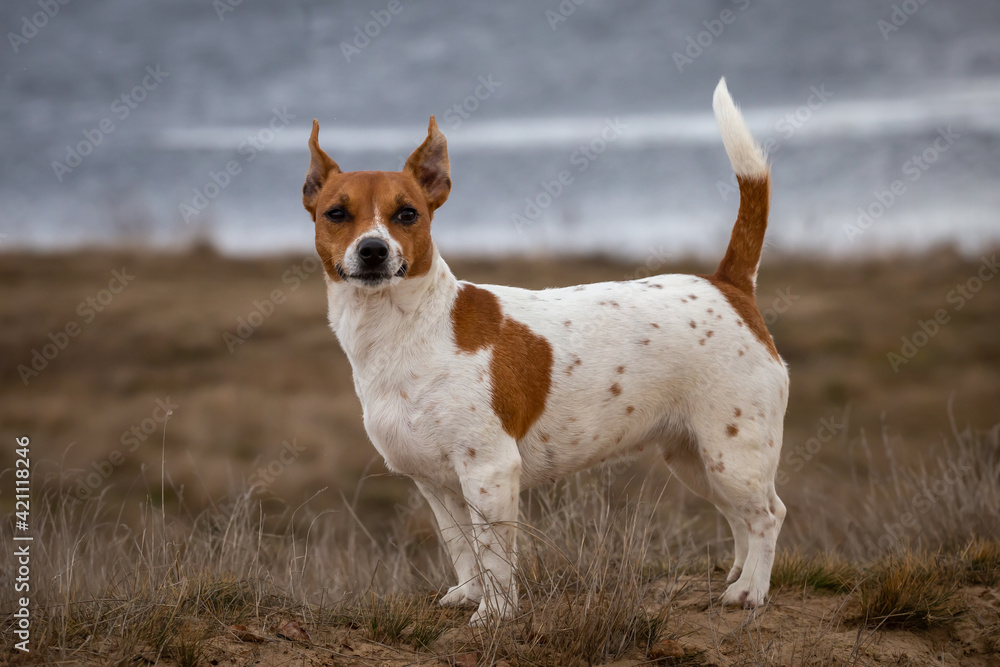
[414, 480, 482, 607]
[457, 442, 522, 626]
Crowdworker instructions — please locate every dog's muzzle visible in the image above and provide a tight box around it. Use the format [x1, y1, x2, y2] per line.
[337, 237, 408, 286]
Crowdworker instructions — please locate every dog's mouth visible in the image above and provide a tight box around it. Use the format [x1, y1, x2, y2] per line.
[335, 262, 408, 286]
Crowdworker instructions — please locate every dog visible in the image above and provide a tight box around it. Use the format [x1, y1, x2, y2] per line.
[302, 78, 788, 625]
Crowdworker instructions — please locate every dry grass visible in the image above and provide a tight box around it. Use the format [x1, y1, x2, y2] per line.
[853, 552, 964, 630]
[955, 536, 1000, 587]
[770, 549, 858, 594]
[2, 417, 999, 665]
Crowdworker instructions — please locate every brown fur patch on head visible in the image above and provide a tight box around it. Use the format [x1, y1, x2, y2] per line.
[309, 171, 436, 282]
[451, 284, 554, 441]
[303, 118, 451, 283]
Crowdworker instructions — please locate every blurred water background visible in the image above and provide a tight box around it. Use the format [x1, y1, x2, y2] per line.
[2, 0, 998, 258]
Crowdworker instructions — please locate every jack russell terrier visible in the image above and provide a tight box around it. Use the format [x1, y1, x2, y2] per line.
[302, 78, 787, 625]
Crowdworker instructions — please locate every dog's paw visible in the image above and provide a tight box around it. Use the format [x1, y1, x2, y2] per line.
[720, 584, 766, 609]
[439, 582, 482, 608]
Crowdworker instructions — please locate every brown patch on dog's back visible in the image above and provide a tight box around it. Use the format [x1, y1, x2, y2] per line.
[452, 282, 503, 351]
[451, 284, 553, 441]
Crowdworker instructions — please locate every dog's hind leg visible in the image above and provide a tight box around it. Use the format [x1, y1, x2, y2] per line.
[691, 416, 786, 608]
[415, 480, 482, 607]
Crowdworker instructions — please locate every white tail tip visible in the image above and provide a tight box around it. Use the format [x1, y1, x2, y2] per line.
[713, 77, 768, 178]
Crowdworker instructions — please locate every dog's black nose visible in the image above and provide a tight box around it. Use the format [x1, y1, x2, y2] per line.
[357, 237, 389, 268]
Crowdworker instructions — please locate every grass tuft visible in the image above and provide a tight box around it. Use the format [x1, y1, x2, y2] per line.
[956, 536, 1000, 586]
[855, 552, 963, 629]
[771, 548, 858, 593]
[360, 593, 418, 645]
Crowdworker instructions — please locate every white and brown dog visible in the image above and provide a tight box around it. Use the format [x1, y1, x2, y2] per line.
[302, 79, 787, 625]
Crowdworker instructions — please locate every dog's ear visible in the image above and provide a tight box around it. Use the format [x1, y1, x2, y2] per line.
[404, 116, 451, 213]
[303, 119, 341, 217]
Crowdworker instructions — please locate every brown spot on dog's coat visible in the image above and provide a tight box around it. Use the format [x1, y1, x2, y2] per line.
[626, 406, 635, 415]
[734, 408, 742, 417]
[452, 283, 502, 351]
[726, 424, 739, 437]
[564, 320, 572, 327]
[699, 339, 706, 345]
[479, 487, 487, 495]
[609, 383, 622, 396]
[467, 448, 477, 458]
[689, 294, 697, 300]
[651, 323, 659, 328]
[617, 366, 625, 374]
[706, 330, 714, 337]
[540, 433, 550, 443]
[640, 339, 650, 345]
[689, 321, 697, 328]
[451, 284, 554, 440]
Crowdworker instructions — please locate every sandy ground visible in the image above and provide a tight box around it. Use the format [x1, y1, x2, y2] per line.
[101, 574, 998, 666]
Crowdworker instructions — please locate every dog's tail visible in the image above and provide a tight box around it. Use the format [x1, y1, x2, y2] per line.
[712, 77, 770, 295]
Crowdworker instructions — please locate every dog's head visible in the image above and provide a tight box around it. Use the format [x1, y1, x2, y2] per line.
[302, 117, 451, 288]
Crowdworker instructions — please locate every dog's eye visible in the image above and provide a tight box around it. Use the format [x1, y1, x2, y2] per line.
[325, 207, 348, 223]
[395, 207, 418, 225]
